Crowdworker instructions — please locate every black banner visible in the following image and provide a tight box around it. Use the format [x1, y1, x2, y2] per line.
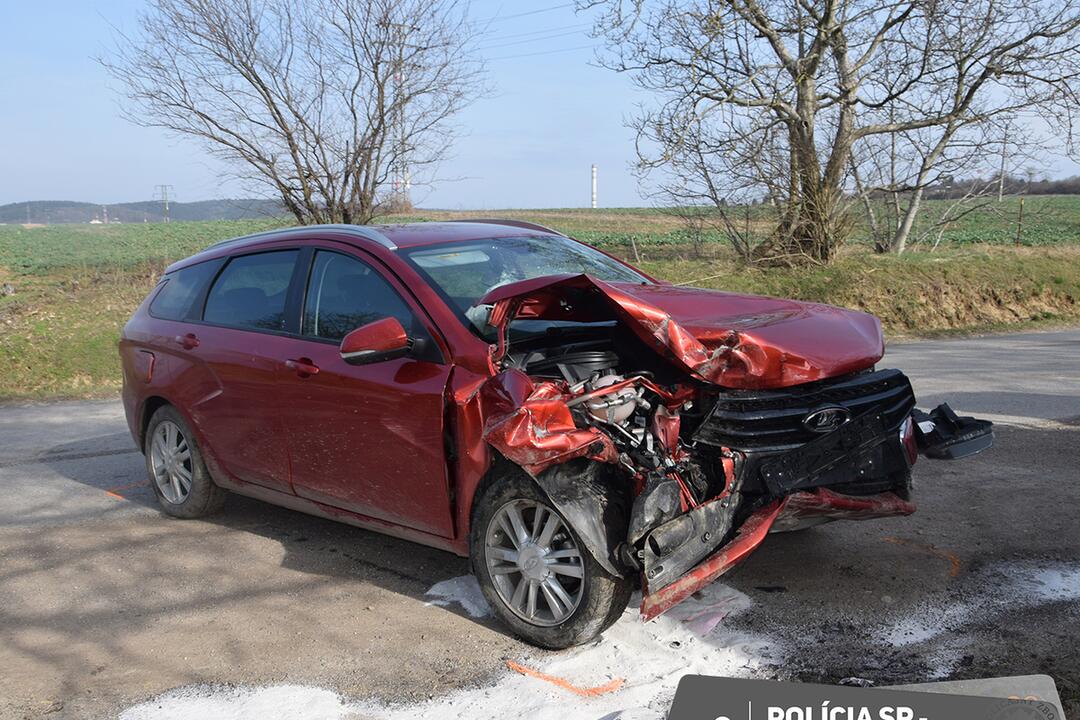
[668, 676, 1059, 720]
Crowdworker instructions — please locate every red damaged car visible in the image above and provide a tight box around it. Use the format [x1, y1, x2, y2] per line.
[120, 221, 993, 647]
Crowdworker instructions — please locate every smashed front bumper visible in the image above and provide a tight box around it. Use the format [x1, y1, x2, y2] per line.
[638, 400, 993, 620]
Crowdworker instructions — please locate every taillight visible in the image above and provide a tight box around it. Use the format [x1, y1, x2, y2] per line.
[899, 415, 918, 466]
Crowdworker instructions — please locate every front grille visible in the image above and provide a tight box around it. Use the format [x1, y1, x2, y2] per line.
[692, 369, 916, 451]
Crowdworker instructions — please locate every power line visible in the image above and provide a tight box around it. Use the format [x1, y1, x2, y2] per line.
[480, 22, 589, 41]
[478, 2, 577, 24]
[487, 43, 595, 61]
[477, 28, 590, 52]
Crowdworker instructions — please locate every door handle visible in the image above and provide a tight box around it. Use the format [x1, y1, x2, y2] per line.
[285, 358, 320, 377]
[173, 333, 200, 350]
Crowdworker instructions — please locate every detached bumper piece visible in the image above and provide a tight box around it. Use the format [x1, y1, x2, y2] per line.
[640, 501, 783, 621]
[914, 403, 994, 460]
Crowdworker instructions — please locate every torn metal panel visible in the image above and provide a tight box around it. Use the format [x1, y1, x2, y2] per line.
[478, 368, 618, 476]
[771, 488, 916, 533]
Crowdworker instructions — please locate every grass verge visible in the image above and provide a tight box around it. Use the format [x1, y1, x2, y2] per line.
[1, 220, 1078, 401]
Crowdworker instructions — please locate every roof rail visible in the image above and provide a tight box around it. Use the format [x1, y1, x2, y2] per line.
[334, 224, 397, 250]
[449, 218, 566, 237]
[203, 223, 397, 252]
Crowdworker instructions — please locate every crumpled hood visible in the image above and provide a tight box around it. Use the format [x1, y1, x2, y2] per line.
[478, 274, 884, 389]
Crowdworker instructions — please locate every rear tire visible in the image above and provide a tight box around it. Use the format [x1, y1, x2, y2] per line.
[471, 466, 633, 649]
[144, 405, 226, 518]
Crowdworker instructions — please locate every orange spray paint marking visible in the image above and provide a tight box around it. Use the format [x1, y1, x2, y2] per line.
[104, 481, 149, 500]
[884, 536, 962, 577]
[505, 660, 624, 697]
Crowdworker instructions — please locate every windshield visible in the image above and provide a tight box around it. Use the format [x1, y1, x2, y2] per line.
[401, 235, 649, 337]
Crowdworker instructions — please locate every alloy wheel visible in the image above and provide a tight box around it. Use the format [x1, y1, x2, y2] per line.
[485, 499, 585, 626]
[149, 420, 193, 504]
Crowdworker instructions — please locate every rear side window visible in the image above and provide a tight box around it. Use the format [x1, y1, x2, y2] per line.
[203, 250, 298, 332]
[302, 250, 416, 341]
[149, 259, 223, 321]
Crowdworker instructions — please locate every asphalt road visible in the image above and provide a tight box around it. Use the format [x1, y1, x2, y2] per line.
[1, 329, 1078, 719]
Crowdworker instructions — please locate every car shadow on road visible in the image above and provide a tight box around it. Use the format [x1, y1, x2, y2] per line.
[34, 431, 485, 626]
[2, 432, 523, 716]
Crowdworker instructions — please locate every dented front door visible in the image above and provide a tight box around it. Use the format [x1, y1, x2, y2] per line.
[275, 247, 455, 537]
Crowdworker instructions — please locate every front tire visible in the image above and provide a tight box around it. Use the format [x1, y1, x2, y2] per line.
[471, 467, 633, 649]
[144, 405, 226, 518]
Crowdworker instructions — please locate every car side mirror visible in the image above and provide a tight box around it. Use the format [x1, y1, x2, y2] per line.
[339, 317, 411, 365]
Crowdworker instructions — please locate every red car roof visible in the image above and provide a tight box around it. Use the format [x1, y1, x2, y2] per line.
[373, 220, 561, 248]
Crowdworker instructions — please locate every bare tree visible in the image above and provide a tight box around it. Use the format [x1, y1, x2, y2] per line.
[649, 116, 774, 260]
[103, 0, 485, 224]
[586, 0, 1080, 263]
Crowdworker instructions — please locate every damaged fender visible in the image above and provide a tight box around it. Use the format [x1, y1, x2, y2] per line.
[532, 459, 632, 577]
[477, 368, 619, 476]
[477, 372, 629, 575]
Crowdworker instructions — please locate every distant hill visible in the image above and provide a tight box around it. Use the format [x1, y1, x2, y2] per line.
[0, 199, 285, 224]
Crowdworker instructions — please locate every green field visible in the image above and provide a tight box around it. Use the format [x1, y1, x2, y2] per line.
[2, 197, 1079, 401]
[4, 196, 1079, 275]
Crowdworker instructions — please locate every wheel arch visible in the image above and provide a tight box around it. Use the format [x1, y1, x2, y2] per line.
[138, 395, 174, 450]
[138, 396, 209, 465]
[138, 396, 230, 491]
[472, 454, 633, 577]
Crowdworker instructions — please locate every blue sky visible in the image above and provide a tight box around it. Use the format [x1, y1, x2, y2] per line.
[3, 1, 1079, 209]
[1, 1, 645, 209]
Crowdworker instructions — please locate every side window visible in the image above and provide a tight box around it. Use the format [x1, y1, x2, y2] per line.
[149, 258, 223, 321]
[302, 251, 417, 342]
[203, 250, 299, 332]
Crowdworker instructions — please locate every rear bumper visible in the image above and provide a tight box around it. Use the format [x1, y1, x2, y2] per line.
[120, 374, 140, 449]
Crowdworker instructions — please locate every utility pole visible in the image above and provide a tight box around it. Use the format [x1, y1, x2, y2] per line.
[1014, 196, 1025, 246]
[590, 164, 597, 209]
[998, 127, 1009, 202]
[155, 184, 174, 222]
[390, 22, 416, 211]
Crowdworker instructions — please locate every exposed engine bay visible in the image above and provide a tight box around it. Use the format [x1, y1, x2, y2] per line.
[473, 274, 995, 620]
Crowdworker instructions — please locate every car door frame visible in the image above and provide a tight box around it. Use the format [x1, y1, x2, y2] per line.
[284, 241, 452, 364]
[166, 240, 309, 493]
[274, 237, 458, 535]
